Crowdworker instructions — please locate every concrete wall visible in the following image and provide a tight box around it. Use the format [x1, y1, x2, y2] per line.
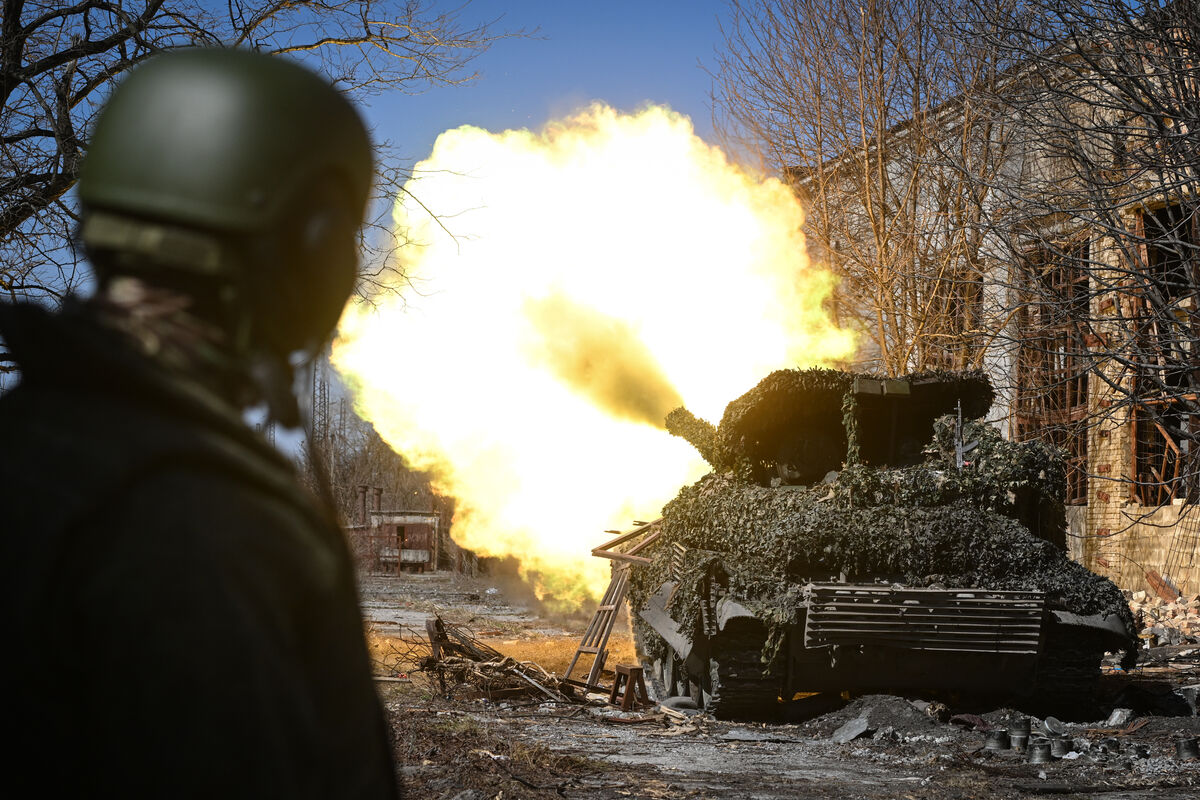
[1082, 498, 1200, 599]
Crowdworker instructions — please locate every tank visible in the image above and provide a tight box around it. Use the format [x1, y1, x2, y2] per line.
[619, 368, 1136, 720]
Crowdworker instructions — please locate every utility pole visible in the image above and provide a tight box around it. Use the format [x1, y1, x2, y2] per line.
[311, 355, 330, 452]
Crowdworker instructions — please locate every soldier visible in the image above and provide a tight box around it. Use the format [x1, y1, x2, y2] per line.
[0, 50, 398, 797]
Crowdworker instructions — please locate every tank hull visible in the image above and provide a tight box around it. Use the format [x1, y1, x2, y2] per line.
[635, 580, 1129, 719]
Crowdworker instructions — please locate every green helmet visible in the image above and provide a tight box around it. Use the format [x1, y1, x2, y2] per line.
[78, 48, 373, 355]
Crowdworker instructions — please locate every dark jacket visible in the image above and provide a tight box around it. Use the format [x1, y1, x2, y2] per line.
[0, 302, 398, 798]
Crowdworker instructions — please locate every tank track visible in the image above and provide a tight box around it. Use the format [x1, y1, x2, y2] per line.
[704, 622, 782, 721]
[633, 623, 672, 701]
[635, 618, 781, 718]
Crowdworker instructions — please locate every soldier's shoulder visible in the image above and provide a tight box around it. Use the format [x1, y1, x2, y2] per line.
[1, 375, 305, 539]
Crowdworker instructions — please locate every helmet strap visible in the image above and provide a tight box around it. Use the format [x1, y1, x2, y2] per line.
[81, 212, 226, 275]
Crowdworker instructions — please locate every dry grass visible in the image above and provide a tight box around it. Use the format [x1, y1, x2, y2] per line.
[365, 627, 637, 683]
[477, 632, 637, 676]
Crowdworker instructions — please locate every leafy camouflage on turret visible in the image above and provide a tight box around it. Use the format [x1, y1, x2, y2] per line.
[716, 368, 853, 460]
[665, 367, 995, 485]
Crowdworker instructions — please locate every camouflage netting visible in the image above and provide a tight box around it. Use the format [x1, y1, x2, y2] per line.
[664, 408, 719, 467]
[716, 368, 992, 470]
[631, 369, 1135, 668]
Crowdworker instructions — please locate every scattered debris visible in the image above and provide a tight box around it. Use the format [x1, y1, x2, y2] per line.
[1105, 707, 1136, 727]
[1130, 591, 1200, 646]
[424, 616, 575, 703]
[950, 713, 992, 731]
[364, 575, 1200, 799]
[721, 728, 805, 744]
[909, 699, 951, 723]
[832, 715, 872, 744]
[1085, 717, 1149, 736]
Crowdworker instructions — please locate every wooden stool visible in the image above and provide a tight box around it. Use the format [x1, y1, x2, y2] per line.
[608, 664, 650, 710]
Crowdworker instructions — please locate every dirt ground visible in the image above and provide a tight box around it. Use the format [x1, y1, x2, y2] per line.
[360, 572, 1200, 800]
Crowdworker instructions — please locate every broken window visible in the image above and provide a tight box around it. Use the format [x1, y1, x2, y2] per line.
[1132, 398, 1198, 505]
[1014, 242, 1090, 505]
[1142, 203, 1199, 305]
[1127, 203, 1199, 506]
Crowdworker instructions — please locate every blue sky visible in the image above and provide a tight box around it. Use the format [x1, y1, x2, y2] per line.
[360, 1, 732, 165]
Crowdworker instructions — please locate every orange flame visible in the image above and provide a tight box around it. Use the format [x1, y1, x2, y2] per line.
[332, 103, 853, 611]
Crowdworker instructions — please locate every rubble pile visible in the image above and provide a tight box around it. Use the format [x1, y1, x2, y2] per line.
[1131, 591, 1200, 646]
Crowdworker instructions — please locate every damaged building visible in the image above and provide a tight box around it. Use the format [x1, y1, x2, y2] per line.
[781, 7, 1198, 605]
[346, 485, 444, 575]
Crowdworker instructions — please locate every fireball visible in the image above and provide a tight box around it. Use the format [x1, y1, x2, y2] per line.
[332, 103, 852, 611]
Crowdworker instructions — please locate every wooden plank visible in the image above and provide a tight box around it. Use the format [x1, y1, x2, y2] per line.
[591, 551, 652, 565]
[626, 528, 663, 555]
[591, 519, 662, 555]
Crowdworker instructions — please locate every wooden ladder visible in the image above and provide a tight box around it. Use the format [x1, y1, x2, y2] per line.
[564, 564, 629, 689]
[565, 519, 662, 690]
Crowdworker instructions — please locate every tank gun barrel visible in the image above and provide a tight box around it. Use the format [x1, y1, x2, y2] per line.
[665, 407, 721, 467]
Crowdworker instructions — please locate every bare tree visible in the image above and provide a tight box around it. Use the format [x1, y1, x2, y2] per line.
[1, 0, 506, 329]
[970, 0, 1199, 508]
[714, 0, 1016, 375]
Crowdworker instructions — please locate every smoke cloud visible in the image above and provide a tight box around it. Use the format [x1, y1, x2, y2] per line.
[523, 292, 682, 429]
